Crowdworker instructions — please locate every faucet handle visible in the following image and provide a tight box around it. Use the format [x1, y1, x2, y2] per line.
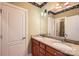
[64, 33, 68, 37]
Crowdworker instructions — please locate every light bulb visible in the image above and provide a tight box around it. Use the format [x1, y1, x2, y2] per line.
[56, 3, 60, 6]
[44, 13, 47, 16]
[56, 6, 62, 9]
[41, 12, 43, 16]
[64, 2, 69, 6]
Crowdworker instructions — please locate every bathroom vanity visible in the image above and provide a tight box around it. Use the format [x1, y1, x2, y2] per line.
[31, 36, 74, 56]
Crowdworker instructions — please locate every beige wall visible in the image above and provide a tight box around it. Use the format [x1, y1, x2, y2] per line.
[10, 2, 41, 54]
[40, 14, 48, 34]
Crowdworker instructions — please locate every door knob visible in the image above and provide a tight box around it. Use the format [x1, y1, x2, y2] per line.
[0, 35, 2, 39]
[22, 37, 26, 40]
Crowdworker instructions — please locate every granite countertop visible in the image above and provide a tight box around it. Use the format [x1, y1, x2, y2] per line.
[32, 35, 79, 56]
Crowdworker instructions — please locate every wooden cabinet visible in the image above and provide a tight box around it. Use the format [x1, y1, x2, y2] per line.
[39, 48, 45, 55]
[32, 38, 70, 56]
[46, 45, 65, 56]
[46, 51, 54, 56]
[32, 39, 40, 56]
[40, 43, 45, 49]
[32, 45, 39, 56]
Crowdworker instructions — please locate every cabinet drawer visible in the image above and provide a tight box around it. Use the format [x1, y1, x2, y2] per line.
[46, 51, 54, 56]
[39, 52, 45, 56]
[32, 39, 39, 45]
[46, 46, 56, 54]
[46, 45, 65, 56]
[39, 48, 45, 54]
[54, 51, 65, 56]
[40, 43, 45, 49]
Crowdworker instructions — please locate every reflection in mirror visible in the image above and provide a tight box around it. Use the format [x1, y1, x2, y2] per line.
[40, 3, 79, 45]
[40, 9, 66, 37]
[48, 15, 65, 37]
[59, 19, 65, 37]
[55, 18, 65, 37]
[40, 8, 79, 42]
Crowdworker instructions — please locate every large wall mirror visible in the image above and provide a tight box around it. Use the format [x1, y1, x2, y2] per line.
[40, 3, 79, 41]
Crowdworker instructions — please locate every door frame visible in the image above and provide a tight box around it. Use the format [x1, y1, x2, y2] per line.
[0, 8, 2, 56]
[54, 17, 66, 36]
[2, 2, 28, 55]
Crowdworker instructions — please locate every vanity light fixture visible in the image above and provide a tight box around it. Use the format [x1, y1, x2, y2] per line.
[64, 2, 69, 6]
[51, 2, 71, 13]
[56, 6, 62, 9]
[56, 3, 60, 6]
[64, 2, 70, 8]
[56, 3, 60, 7]
[41, 9, 47, 16]
[44, 9, 47, 16]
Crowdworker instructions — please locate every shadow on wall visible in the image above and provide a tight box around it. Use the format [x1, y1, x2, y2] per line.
[28, 37, 32, 55]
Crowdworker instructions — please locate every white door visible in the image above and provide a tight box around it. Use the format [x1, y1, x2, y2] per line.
[0, 10, 1, 56]
[2, 4, 27, 56]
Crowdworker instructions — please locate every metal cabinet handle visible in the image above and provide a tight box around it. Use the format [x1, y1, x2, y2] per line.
[54, 53, 57, 55]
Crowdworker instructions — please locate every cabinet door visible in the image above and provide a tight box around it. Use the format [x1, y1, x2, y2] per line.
[40, 42, 45, 49]
[32, 45, 39, 56]
[39, 48, 45, 55]
[32, 39, 40, 56]
[46, 45, 56, 55]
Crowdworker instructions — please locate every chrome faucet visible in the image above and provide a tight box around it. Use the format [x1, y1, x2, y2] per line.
[62, 33, 68, 42]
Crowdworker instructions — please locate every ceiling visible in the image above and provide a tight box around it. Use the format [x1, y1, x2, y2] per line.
[46, 2, 79, 13]
[35, 2, 44, 5]
[29, 2, 47, 8]
[29, 2, 79, 14]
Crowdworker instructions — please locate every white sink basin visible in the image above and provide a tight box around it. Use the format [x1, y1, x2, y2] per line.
[33, 36, 44, 39]
[43, 37, 62, 42]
